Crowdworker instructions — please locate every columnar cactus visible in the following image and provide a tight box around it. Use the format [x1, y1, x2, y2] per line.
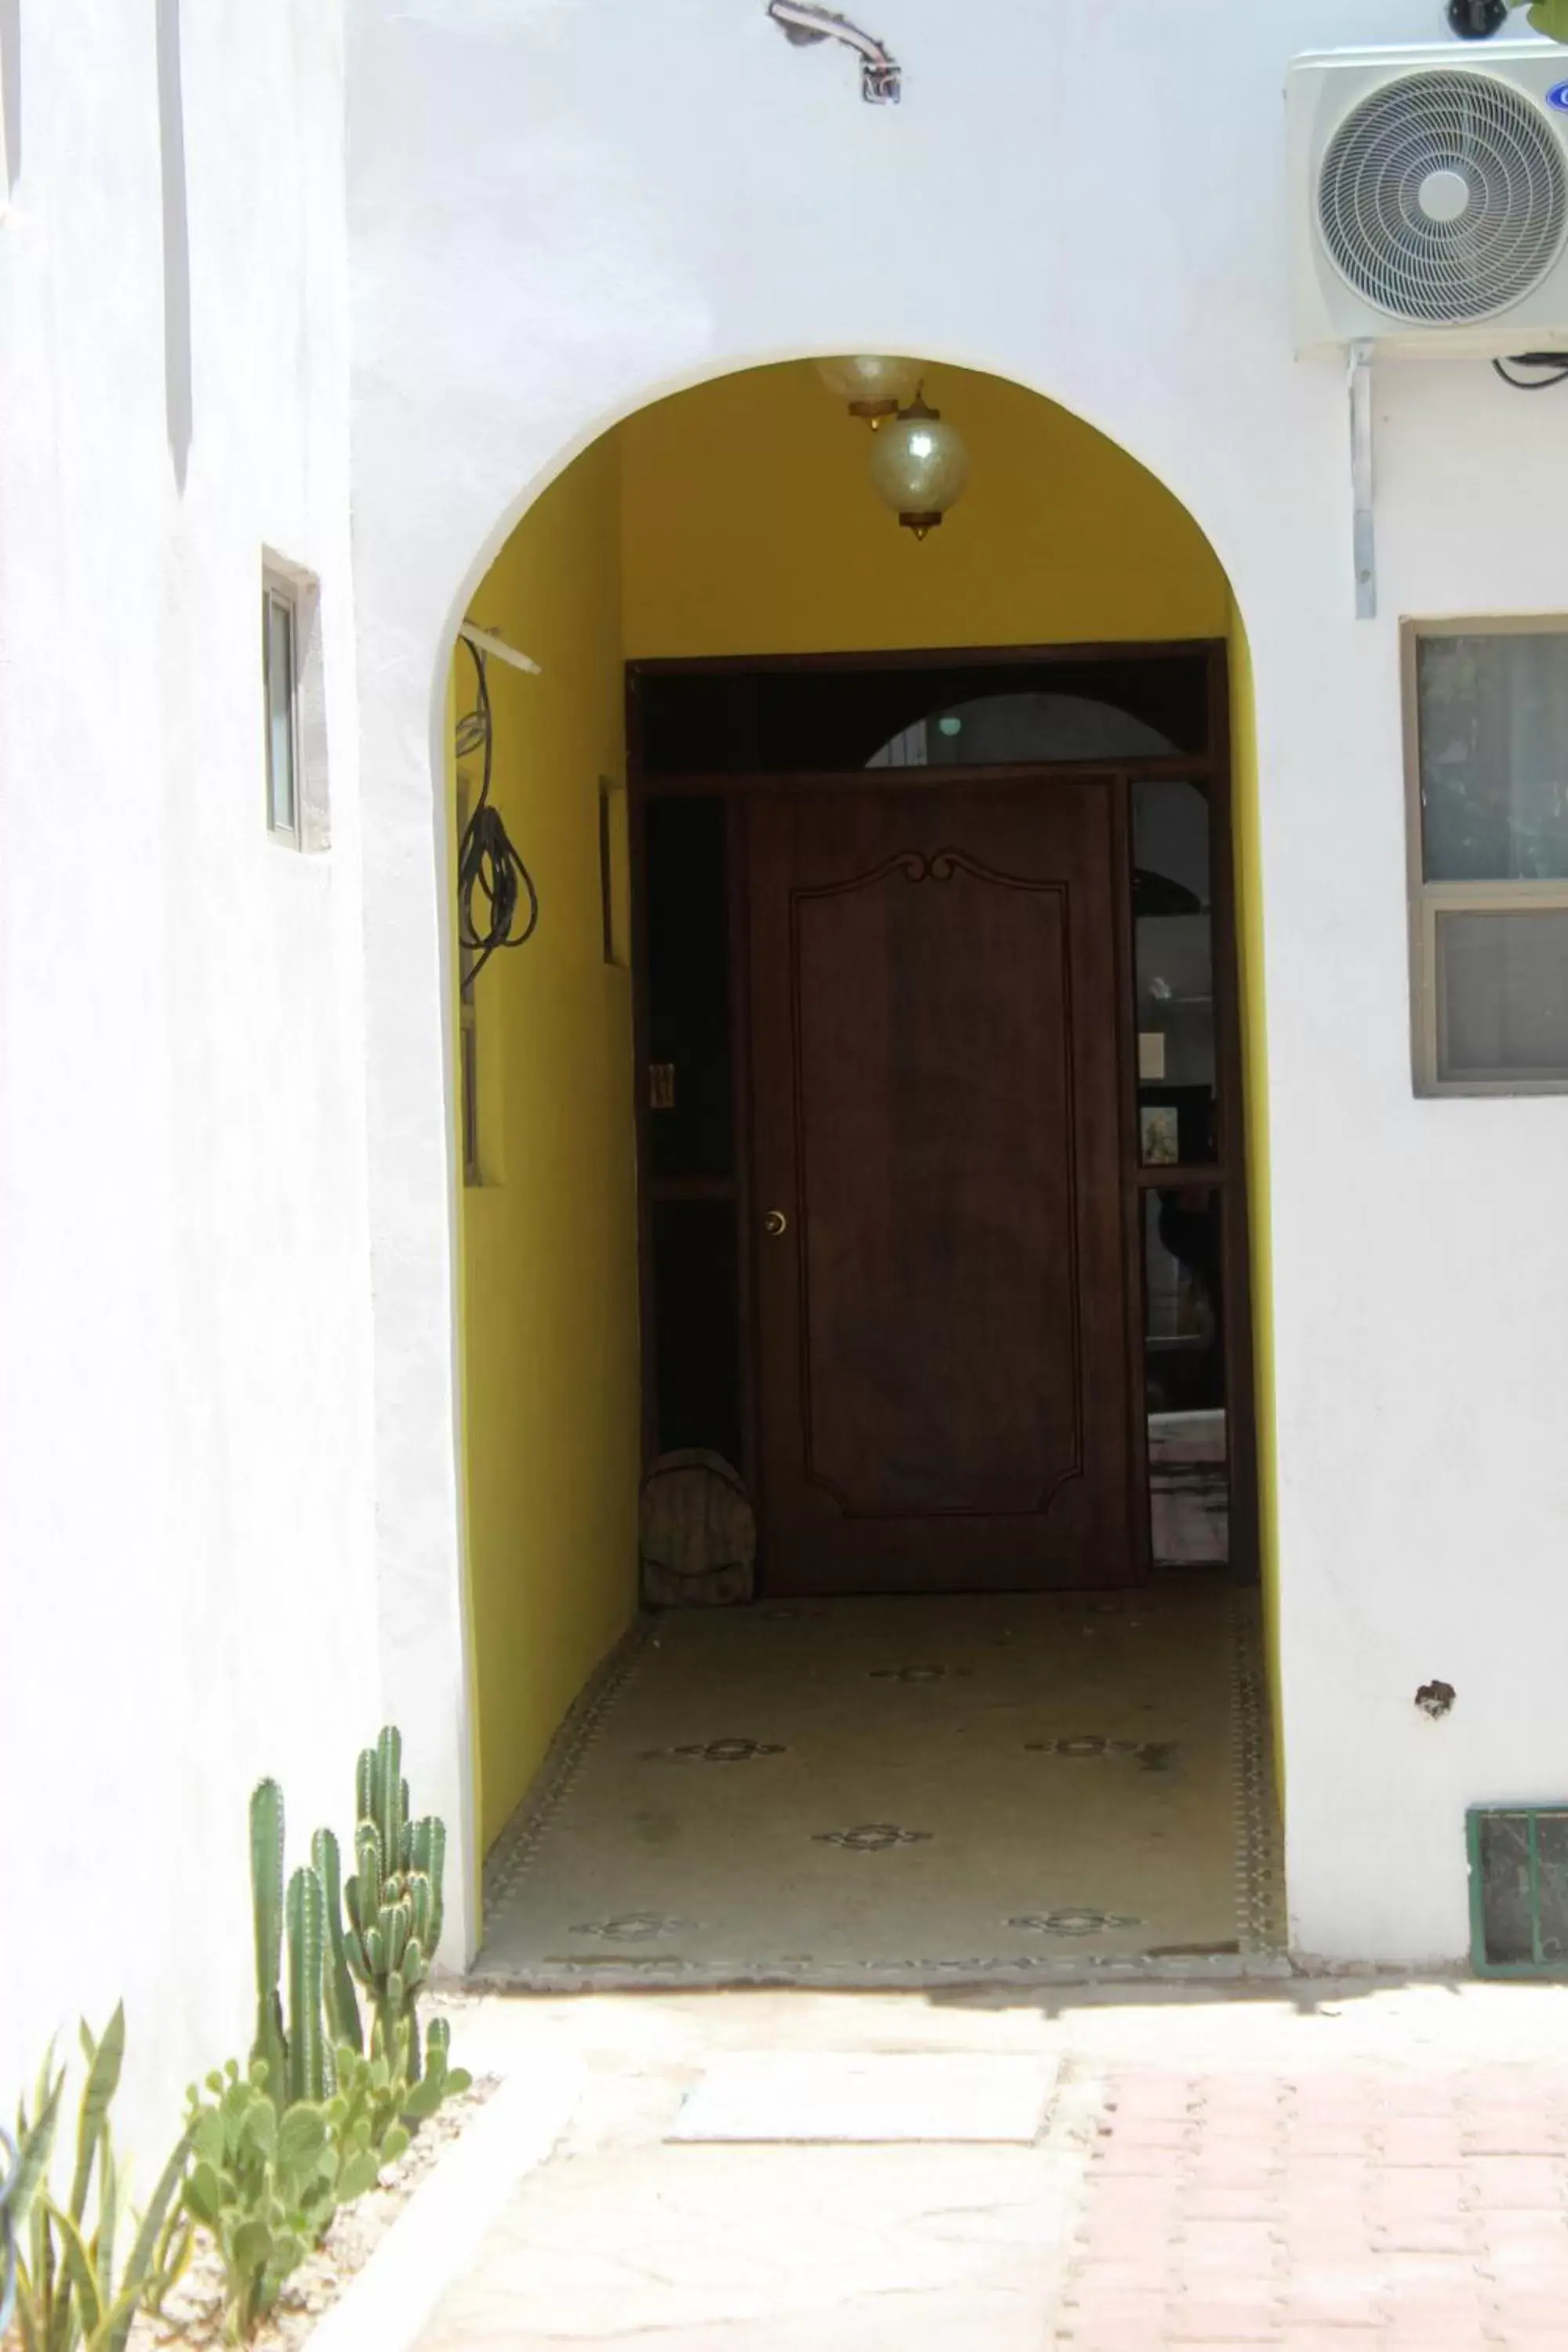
[285, 1867, 332, 2107]
[310, 1828, 362, 2057]
[248, 1781, 288, 2107]
[408, 1813, 446, 1956]
[342, 1726, 446, 2083]
[251, 1780, 341, 2114]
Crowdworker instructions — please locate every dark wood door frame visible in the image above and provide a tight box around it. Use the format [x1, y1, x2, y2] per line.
[627, 638, 1261, 1590]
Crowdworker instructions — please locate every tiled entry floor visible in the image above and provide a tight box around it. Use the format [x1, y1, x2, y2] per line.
[475, 1574, 1284, 1990]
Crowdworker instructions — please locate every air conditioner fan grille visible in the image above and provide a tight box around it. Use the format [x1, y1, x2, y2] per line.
[1319, 70, 1568, 325]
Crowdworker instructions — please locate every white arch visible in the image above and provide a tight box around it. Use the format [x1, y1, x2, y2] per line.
[399, 350, 1256, 1961]
[424, 344, 1247, 786]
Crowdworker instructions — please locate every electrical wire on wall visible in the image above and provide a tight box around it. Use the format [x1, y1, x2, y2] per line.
[456, 633, 539, 994]
[1493, 350, 1568, 390]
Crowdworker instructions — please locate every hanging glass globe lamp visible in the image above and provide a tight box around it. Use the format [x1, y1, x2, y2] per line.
[868, 386, 970, 539]
[815, 354, 921, 425]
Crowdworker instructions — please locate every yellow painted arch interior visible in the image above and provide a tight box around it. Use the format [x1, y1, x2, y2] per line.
[448, 360, 1276, 1864]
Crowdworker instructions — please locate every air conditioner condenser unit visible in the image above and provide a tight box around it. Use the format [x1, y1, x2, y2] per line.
[1290, 42, 1568, 355]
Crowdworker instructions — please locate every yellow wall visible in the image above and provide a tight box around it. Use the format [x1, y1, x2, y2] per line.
[621, 361, 1229, 658]
[457, 359, 1267, 1867]
[453, 432, 641, 1853]
[1226, 601, 1282, 1795]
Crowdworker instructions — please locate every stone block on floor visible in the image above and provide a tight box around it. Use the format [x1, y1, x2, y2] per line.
[667, 2051, 1060, 2143]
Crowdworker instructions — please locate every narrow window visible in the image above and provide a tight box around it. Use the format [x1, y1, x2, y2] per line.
[1406, 620, 1568, 1093]
[261, 557, 329, 851]
[599, 784, 615, 964]
[263, 585, 299, 841]
[599, 777, 627, 967]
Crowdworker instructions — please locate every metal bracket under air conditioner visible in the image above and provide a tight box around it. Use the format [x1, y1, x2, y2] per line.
[767, 2, 902, 102]
[1348, 338, 1376, 621]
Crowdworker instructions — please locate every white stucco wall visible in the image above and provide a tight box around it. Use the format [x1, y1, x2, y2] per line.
[0, 0, 381, 2154]
[8, 2, 1568, 2164]
[347, 0, 1568, 1965]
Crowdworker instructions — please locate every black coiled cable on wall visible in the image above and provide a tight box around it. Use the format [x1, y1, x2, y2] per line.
[456, 633, 540, 994]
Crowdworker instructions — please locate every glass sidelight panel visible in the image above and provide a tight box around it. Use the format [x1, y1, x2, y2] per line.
[651, 1200, 742, 1465]
[1145, 1184, 1229, 1566]
[1133, 781, 1217, 1167]
[645, 797, 733, 1177]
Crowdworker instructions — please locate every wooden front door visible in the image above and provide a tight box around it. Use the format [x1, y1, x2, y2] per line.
[747, 781, 1136, 1595]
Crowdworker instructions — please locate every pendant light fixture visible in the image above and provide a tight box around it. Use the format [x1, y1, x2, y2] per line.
[867, 383, 970, 539]
[815, 354, 920, 425]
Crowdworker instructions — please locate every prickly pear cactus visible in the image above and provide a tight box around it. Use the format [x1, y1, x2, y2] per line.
[324, 2024, 416, 2202]
[183, 2061, 336, 2339]
[401, 2013, 472, 2124]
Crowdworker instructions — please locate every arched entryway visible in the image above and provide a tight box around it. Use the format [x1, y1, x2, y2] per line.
[441, 358, 1281, 1982]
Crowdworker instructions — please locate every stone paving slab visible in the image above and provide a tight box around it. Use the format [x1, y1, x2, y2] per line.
[668, 2049, 1061, 2141]
[416, 2143, 1071, 2350]
[417, 1981, 1568, 2352]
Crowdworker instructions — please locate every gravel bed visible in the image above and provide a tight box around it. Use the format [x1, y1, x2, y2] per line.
[121, 2071, 496, 2352]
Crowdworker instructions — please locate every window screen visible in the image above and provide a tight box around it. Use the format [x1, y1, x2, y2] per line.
[1409, 624, 1568, 1092]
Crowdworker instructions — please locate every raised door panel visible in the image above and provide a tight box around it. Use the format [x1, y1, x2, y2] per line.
[749, 783, 1133, 1594]
[792, 851, 1080, 1517]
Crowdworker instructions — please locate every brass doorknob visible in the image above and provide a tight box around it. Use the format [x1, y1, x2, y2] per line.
[763, 1209, 789, 1236]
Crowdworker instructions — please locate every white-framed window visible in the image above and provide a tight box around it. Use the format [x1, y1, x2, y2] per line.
[261, 556, 329, 851]
[1406, 617, 1568, 1094]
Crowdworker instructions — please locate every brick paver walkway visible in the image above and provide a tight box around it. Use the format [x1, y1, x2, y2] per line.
[1060, 2067, 1568, 2350]
[417, 1985, 1568, 2350]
